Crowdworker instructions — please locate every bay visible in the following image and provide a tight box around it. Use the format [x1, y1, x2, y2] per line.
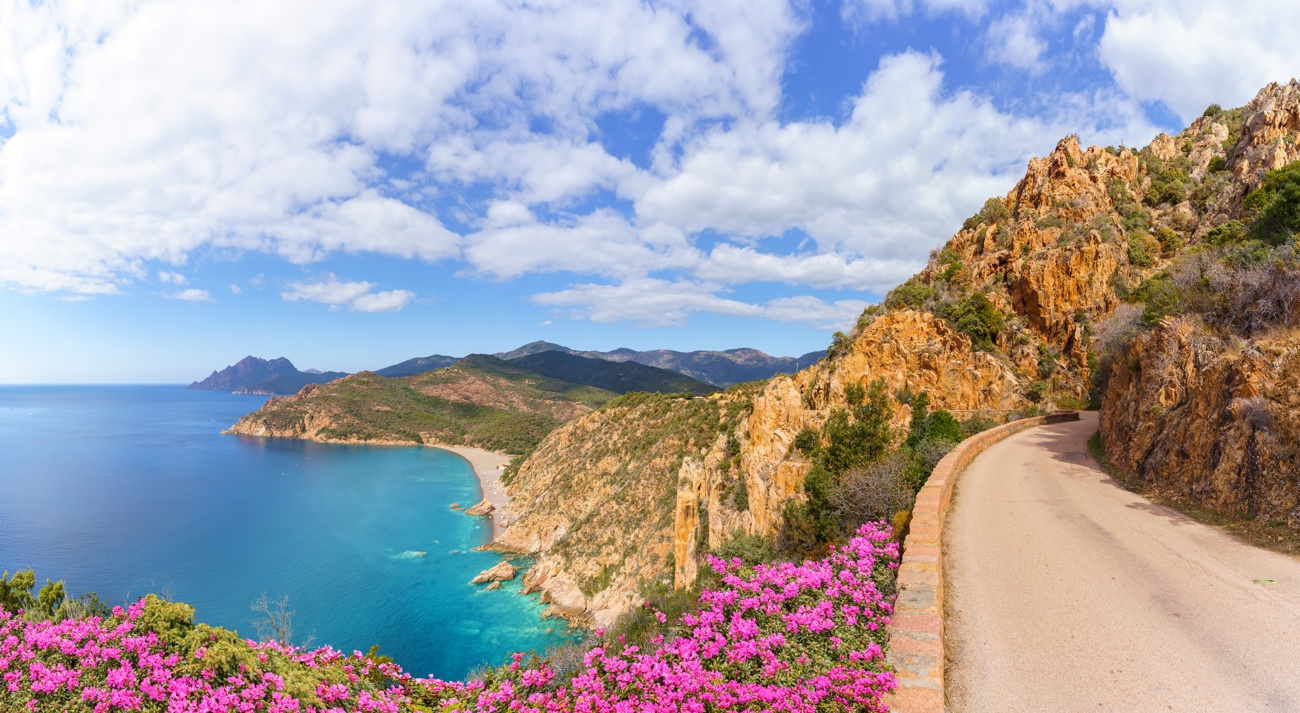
[0, 385, 572, 679]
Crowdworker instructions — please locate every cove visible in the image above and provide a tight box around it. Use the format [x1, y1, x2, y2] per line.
[0, 385, 573, 679]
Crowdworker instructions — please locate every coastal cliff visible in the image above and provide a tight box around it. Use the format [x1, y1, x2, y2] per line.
[495, 80, 1300, 624]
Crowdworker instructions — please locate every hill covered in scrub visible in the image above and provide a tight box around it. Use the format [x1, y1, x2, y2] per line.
[225, 355, 617, 454]
[492, 79, 1300, 625]
[509, 350, 717, 396]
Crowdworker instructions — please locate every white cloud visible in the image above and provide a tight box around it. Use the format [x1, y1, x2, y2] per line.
[229, 284, 242, 294]
[171, 288, 213, 302]
[985, 12, 1047, 72]
[1098, 0, 1300, 122]
[158, 271, 186, 285]
[0, 0, 806, 296]
[637, 52, 1050, 269]
[841, 0, 989, 26]
[463, 204, 699, 280]
[695, 244, 912, 291]
[282, 275, 415, 313]
[533, 278, 867, 329]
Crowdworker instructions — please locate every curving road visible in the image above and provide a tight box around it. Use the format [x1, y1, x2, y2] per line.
[945, 412, 1300, 712]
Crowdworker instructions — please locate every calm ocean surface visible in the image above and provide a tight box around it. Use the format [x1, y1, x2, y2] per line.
[0, 385, 573, 679]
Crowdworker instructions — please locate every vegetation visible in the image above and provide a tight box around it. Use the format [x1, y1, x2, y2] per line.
[0, 570, 110, 623]
[509, 350, 717, 396]
[781, 384, 968, 559]
[1243, 161, 1300, 245]
[0, 521, 907, 712]
[936, 292, 1005, 350]
[963, 196, 1012, 231]
[232, 357, 622, 454]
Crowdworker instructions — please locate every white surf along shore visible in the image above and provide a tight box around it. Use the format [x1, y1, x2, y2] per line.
[432, 445, 516, 541]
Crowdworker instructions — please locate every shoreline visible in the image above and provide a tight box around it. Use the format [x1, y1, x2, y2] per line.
[430, 444, 515, 541]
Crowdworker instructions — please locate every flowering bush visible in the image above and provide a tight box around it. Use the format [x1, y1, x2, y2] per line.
[1, 523, 898, 712]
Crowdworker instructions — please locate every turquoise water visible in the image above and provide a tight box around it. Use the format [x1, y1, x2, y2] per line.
[0, 385, 573, 679]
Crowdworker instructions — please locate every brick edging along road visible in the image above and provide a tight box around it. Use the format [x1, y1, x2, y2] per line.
[884, 411, 1080, 713]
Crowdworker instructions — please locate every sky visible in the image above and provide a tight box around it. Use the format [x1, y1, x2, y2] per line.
[1, 0, 1298, 383]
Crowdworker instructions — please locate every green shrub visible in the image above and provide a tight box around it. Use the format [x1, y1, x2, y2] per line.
[1128, 232, 1157, 267]
[1155, 226, 1182, 256]
[1205, 219, 1247, 245]
[884, 278, 936, 310]
[963, 197, 1011, 230]
[1036, 214, 1064, 229]
[712, 533, 776, 567]
[938, 293, 1005, 351]
[1131, 271, 1179, 324]
[1037, 344, 1060, 379]
[733, 477, 749, 511]
[1243, 162, 1300, 245]
[792, 427, 820, 456]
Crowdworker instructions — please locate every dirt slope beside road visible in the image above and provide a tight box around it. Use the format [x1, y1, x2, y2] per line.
[945, 412, 1300, 712]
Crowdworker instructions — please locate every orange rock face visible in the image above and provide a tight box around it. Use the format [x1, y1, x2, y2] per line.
[1101, 318, 1300, 525]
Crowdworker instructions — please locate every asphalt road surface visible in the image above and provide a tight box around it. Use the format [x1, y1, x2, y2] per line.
[945, 412, 1300, 712]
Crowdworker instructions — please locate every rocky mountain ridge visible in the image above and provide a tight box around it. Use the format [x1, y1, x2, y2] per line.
[494, 341, 825, 387]
[188, 356, 347, 395]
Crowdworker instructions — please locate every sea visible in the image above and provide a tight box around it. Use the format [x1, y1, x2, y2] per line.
[0, 385, 574, 680]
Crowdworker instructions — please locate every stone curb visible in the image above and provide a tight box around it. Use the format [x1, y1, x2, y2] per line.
[884, 410, 1080, 712]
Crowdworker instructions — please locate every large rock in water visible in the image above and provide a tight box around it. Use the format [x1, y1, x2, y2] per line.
[471, 561, 519, 585]
[464, 499, 495, 516]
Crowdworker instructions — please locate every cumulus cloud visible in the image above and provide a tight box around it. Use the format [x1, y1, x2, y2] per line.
[171, 288, 213, 302]
[635, 52, 1057, 279]
[1098, 0, 1300, 122]
[463, 204, 699, 280]
[985, 12, 1047, 72]
[282, 276, 415, 313]
[533, 278, 868, 330]
[158, 271, 187, 285]
[0, 0, 805, 296]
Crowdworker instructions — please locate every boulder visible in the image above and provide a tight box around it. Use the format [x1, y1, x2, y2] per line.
[471, 560, 519, 585]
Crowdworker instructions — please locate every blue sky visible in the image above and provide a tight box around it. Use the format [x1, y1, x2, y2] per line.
[1, 0, 1298, 382]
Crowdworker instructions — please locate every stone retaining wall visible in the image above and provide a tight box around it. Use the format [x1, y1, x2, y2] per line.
[885, 411, 1080, 712]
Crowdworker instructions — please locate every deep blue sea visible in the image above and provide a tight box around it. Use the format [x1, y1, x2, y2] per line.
[0, 385, 573, 679]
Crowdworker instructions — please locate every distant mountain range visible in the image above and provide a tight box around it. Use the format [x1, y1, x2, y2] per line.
[373, 354, 460, 378]
[493, 341, 825, 387]
[509, 351, 716, 396]
[193, 342, 825, 394]
[188, 357, 348, 395]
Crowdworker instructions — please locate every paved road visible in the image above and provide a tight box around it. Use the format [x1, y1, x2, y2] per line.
[945, 412, 1300, 712]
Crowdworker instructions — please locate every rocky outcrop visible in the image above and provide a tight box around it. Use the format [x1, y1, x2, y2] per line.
[189, 356, 347, 395]
[494, 392, 749, 626]
[471, 561, 520, 585]
[464, 499, 495, 516]
[1101, 318, 1300, 526]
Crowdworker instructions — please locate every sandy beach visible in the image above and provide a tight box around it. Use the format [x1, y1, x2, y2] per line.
[432, 445, 516, 541]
